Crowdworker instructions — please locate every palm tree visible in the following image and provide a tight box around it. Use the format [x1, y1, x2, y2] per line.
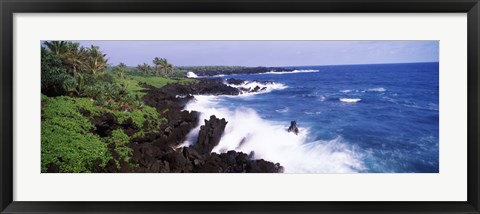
[156, 58, 173, 75]
[152, 57, 162, 75]
[62, 42, 87, 78]
[159, 58, 168, 75]
[136, 64, 143, 74]
[43, 41, 68, 56]
[153, 57, 174, 75]
[136, 63, 151, 75]
[82, 45, 108, 74]
[116, 62, 127, 79]
[166, 63, 174, 75]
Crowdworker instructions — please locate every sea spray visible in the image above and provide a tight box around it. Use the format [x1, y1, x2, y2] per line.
[226, 80, 288, 95]
[183, 95, 365, 173]
[186, 72, 198, 78]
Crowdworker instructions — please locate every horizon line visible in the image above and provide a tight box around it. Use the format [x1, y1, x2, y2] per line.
[167, 61, 439, 68]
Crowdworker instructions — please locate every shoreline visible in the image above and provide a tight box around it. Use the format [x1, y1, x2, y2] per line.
[130, 78, 285, 173]
[189, 69, 320, 78]
[179, 66, 294, 77]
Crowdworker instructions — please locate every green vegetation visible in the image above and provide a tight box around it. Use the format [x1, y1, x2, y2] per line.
[120, 73, 195, 96]
[41, 47, 77, 96]
[41, 41, 193, 173]
[177, 65, 247, 73]
[106, 129, 132, 168]
[41, 96, 108, 172]
[41, 94, 165, 172]
[152, 57, 174, 75]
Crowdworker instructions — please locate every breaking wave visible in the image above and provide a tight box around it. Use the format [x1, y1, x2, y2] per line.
[226, 80, 288, 95]
[186, 72, 198, 78]
[182, 94, 365, 173]
[365, 87, 386, 92]
[339, 98, 362, 103]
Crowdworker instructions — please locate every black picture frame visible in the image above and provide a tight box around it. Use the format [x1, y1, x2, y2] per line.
[1, 0, 479, 213]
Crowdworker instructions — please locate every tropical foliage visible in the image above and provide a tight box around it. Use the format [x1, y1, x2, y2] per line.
[114, 62, 127, 79]
[41, 47, 77, 96]
[136, 63, 153, 75]
[41, 41, 109, 96]
[177, 65, 247, 72]
[81, 45, 109, 74]
[41, 96, 110, 172]
[152, 57, 174, 75]
[40, 41, 193, 173]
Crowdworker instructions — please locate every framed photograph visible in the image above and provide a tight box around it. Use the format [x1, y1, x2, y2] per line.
[1, 0, 479, 213]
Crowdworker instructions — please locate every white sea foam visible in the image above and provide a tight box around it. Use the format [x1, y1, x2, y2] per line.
[304, 111, 321, 115]
[183, 95, 364, 173]
[175, 95, 190, 98]
[318, 95, 326, 102]
[342, 88, 386, 93]
[186, 72, 198, 78]
[365, 87, 386, 92]
[227, 80, 287, 95]
[275, 107, 289, 113]
[262, 69, 320, 75]
[196, 69, 319, 77]
[339, 98, 362, 103]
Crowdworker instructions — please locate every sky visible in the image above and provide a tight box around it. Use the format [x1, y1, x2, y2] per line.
[76, 41, 439, 67]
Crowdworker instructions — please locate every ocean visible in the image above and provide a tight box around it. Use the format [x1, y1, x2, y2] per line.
[183, 62, 439, 173]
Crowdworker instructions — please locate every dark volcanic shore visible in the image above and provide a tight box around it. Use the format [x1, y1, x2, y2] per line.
[89, 78, 284, 173]
[181, 67, 294, 76]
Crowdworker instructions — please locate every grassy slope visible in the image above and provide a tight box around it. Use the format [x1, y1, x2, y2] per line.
[120, 73, 195, 96]
[41, 73, 193, 172]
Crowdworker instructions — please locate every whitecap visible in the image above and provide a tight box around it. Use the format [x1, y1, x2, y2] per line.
[365, 87, 386, 92]
[318, 95, 326, 102]
[339, 98, 362, 103]
[275, 107, 289, 113]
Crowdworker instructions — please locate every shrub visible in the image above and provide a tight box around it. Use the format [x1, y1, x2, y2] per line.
[41, 96, 110, 172]
[41, 95, 166, 172]
[105, 129, 132, 168]
[41, 47, 77, 96]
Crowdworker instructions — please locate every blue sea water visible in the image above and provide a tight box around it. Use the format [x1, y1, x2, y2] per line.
[186, 62, 439, 173]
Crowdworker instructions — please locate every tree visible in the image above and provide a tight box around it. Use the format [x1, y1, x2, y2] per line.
[153, 58, 174, 75]
[63, 42, 87, 78]
[82, 45, 108, 74]
[166, 63, 174, 75]
[136, 63, 151, 75]
[116, 62, 127, 79]
[43, 41, 68, 56]
[152, 57, 163, 75]
[158, 58, 168, 75]
[152, 57, 175, 75]
[41, 47, 77, 96]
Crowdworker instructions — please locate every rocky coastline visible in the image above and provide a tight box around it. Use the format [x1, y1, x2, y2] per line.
[180, 67, 294, 76]
[88, 78, 284, 173]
